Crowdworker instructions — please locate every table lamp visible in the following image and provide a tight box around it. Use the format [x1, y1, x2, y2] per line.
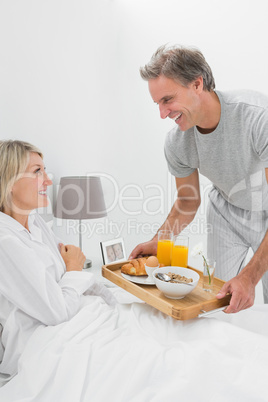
[54, 176, 107, 268]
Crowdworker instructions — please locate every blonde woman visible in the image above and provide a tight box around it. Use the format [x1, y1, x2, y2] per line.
[0, 140, 115, 381]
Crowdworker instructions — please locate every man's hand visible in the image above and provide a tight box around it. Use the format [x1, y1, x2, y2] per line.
[216, 272, 255, 314]
[60, 243, 86, 272]
[129, 239, 158, 260]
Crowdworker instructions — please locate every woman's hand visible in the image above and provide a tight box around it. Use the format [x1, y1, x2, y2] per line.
[59, 243, 86, 272]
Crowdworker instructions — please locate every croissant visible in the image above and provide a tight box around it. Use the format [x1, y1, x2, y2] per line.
[121, 258, 147, 276]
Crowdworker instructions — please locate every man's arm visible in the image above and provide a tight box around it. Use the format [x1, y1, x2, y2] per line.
[153, 170, 201, 237]
[129, 170, 201, 258]
[217, 229, 268, 313]
[217, 167, 268, 313]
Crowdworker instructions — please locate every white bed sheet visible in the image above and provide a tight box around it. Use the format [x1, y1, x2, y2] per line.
[0, 289, 268, 402]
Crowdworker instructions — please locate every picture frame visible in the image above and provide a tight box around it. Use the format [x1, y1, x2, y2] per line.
[100, 238, 126, 265]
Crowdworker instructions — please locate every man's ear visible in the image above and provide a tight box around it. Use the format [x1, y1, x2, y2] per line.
[193, 76, 203, 94]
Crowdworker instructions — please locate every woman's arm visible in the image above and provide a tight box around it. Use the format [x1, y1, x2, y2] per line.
[0, 236, 94, 326]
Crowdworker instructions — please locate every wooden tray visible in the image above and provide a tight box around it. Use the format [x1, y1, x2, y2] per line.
[102, 262, 231, 320]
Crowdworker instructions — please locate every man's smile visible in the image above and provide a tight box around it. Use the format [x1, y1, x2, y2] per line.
[171, 112, 183, 123]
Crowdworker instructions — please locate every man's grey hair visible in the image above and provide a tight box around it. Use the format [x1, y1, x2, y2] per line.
[140, 44, 215, 91]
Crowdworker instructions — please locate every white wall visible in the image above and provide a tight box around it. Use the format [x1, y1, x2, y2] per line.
[0, 0, 267, 300]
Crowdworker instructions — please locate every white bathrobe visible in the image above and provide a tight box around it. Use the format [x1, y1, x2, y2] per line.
[0, 211, 115, 379]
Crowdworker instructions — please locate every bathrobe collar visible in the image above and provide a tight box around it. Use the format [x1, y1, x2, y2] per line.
[0, 211, 43, 243]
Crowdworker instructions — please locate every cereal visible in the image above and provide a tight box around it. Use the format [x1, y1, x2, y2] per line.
[167, 272, 193, 283]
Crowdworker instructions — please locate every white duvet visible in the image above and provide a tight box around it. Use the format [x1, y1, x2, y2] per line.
[0, 289, 268, 402]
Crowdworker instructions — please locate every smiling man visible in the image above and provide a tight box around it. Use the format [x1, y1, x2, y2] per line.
[130, 44, 268, 314]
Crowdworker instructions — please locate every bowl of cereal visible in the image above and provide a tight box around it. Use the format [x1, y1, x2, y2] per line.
[153, 266, 200, 299]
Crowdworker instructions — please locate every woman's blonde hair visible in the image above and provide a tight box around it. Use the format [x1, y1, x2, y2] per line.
[0, 140, 43, 212]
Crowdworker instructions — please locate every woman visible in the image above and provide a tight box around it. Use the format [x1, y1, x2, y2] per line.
[1, 142, 268, 401]
[0, 140, 115, 381]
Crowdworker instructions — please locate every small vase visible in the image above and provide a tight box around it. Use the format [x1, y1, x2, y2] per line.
[203, 259, 216, 292]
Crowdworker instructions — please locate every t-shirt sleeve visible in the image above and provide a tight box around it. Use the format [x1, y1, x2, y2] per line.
[164, 130, 196, 178]
[253, 109, 268, 168]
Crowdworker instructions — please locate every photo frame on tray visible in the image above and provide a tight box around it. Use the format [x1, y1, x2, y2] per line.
[100, 238, 126, 265]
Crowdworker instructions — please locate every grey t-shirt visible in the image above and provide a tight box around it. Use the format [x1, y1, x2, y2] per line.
[164, 90, 268, 211]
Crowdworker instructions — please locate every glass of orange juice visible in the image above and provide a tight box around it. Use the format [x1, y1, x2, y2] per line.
[156, 230, 173, 266]
[171, 235, 189, 267]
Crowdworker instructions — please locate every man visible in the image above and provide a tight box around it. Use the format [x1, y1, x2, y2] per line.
[130, 45, 268, 314]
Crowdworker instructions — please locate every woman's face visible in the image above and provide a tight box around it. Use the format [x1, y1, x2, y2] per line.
[11, 152, 52, 213]
[107, 246, 116, 262]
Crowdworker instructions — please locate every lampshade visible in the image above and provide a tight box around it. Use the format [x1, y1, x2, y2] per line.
[54, 176, 107, 220]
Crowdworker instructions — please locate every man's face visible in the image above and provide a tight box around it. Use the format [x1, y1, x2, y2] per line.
[114, 244, 122, 259]
[148, 75, 203, 131]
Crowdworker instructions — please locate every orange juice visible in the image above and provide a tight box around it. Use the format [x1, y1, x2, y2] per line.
[157, 239, 173, 266]
[171, 245, 188, 267]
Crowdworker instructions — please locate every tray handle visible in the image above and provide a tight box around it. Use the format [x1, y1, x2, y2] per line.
[198, 306, 227, 318]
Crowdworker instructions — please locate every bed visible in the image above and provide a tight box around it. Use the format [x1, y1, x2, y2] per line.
[0, 280, 267, 402]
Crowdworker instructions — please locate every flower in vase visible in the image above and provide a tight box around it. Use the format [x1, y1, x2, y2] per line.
[191, 243, 211, 284]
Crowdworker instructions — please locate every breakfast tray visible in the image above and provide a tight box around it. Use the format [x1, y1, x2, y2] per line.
[102, 262, 231, 320]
